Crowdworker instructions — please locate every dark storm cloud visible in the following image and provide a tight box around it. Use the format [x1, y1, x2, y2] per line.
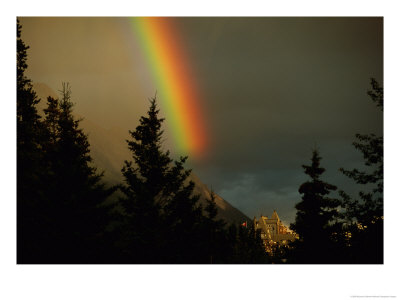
[20, 17, 383, 224]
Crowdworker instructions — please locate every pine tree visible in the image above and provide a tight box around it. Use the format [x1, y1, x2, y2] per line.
[17, 18, 46, 262]
[40, 84, 115, 263]
[339, 78, 383, 263]
[201, 190, 228, 263]
[290, 150, 340, 263]
[340, 78, 383, 225]
[118, 97, 203, 263]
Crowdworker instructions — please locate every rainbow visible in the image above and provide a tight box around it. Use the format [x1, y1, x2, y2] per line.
[130, 17, 207, 159]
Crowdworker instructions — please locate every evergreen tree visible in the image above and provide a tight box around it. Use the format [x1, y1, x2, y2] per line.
[290, 150, 340, 263]
[116, 97, 268, 263]
[201, 190, 229, 263]
[118, 97, 203, 263]
[40, 84, 115, 263]
[17, 18, 46, 262]
[339, 78, 383, 263]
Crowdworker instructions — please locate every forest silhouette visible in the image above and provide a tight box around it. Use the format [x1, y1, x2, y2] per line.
[17, 19, 383, 264]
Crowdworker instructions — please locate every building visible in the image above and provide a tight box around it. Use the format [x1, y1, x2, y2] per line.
[253, 210, 298, 252]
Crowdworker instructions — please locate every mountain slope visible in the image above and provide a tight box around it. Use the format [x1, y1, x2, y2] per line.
[189, 173, 251, 224]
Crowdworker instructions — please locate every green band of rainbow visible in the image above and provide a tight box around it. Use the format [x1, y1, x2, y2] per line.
[130, 17, 207, 158]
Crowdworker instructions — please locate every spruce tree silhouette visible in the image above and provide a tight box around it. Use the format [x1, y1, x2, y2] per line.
[290, 150, 340, 263]
[339, 78, 383, 264]
[40, 84, 115, 263]
[200, 190, 229, 263]
[116, 98, 267, 264]
[118, 97, 204, 263]
[17, 19, 47, 263]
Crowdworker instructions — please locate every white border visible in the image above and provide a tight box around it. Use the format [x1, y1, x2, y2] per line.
[2, 1, 399, 300]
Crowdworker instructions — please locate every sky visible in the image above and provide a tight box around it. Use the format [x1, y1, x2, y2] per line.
[19, 17, 383, 224]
